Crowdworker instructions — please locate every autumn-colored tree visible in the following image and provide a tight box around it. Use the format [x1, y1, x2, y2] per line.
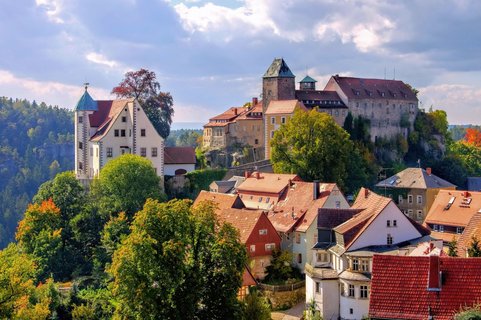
[112, 68, 174, 138]
[468, 236, 481, 257]
[464, 128, 481, 147]
[109, 199, 247, 319]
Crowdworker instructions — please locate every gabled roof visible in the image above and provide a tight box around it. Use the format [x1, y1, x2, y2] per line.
[300, 75, 317, 83]
[330, 75, 418, 101]
[209, 107, 247, 121]
[89, 99, 132, 142]
[236, 101, 263, 120]
[457, 211, 481, 257]
[267, 182, 337, 233]
[295, 90, 348, 109]
[264, 100, 307, 115]
[376, 167, 456, 189]
[424, 190, 481, 228]
[193, 190, 243, 214]
[75, 89, 98, 111]
[263, 58, 295, 78]
[317, 208, 362, 229]
[164, 147, 196, 164]
[236, 172, 300, 195]
[217, 208, 265, 243]
[369, 255, 481, 320]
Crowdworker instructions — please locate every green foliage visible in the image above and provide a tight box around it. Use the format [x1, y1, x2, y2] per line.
[449, 142, 481, 177]
[183, 168, 227, 199]
[448, 237, 458, 257]
[432, 155, 468, 188]
[264, 249, 299, 284]
[242, 288, 271, 320]
[91, 154, 165, 218]
[304, 299, 323, 320]
[468, 236, 481, 257]
[109, 199, 247, 319]
[73, 287, 114, 320]
[0, 97, 74, 248]
[455, 304, 481, 320]
[165, 129, 202, 147]
[271, 110, 353, 188]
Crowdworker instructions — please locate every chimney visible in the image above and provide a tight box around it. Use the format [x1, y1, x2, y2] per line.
[427, 255, 442, 291]
[364, 188, 370, 198]
[426, 167, 432, 175]
[313, 180, 319, 200]
[255, 172, 260, 179]
[244, 170, 250, 179]
[252, 97, 258, 106]
[234, 108, 238, 115]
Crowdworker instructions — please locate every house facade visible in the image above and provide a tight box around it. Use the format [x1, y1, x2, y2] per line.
[74, 88, 164, 182]
[163, 147, 196, 176]
[376, 167, 456, 223]
[305, 188, 430, 320]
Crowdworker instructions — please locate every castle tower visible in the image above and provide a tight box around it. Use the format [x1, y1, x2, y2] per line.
[74, 84, 98, 181]
[262, 58, 296, 114]
[299, 75, 317, 91]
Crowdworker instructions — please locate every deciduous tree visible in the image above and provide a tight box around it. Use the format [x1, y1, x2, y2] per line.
[464, 128, 481, 147]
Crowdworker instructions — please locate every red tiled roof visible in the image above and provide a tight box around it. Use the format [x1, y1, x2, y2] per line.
[369, 255, 481, 320]
[295, 90, 348, 109]
[264, 100, 307, 115]
[89, 99, 132, 141]
[203, 122, 229, 127]
[237, 172, 300, 195]
[193, 190, 242, 215]
[164, 147, 196, 164]
[218, 208, 265, 243]
[210, 107, 247, 121]
[331, 75, 418, 101]
[236, 101, 263, 120]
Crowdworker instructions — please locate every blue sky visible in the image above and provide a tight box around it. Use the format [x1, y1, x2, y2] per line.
[1, 0, 481, 125]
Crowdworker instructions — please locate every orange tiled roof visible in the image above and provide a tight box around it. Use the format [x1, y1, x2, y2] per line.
[89, 99, 132, 141]
[193, 190, 242, 214]
[424, 190, 481, 227]
[217, 208, 265, 243]
[429, 231, 459, 243]
[210, 107, 247, 121]
[236, 172, 300, 195]
[264, 100, 307, 115]
[236, 101, 263, 120]
[457, 212, 481, 257]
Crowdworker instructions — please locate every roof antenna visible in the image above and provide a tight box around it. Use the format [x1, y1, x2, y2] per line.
[84, 82, 90, 91]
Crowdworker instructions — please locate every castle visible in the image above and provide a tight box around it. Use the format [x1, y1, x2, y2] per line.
[203, 58, 419, 160]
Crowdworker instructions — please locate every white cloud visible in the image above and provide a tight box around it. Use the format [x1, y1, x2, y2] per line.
[35, 0, 65, 23]
[85, 52, 119, 68]
[419, 84, 481, 124]
[0, 70, 112, 109]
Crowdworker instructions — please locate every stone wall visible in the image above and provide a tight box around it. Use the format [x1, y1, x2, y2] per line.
[260, 285, 305, 310]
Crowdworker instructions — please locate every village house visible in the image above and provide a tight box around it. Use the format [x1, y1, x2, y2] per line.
[75, 88, 164, 182]
[376, 167, 456, 223]
[369, 255, 481, 320]
[163, 147, 196, 176]
[424, 189, 481, 245]
[193, 190, 244, 214]
[209, 175, 245, 194]
[305, 188, 430, 320]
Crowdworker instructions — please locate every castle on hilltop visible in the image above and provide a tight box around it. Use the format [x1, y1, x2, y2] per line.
[203, 58, 419, 160]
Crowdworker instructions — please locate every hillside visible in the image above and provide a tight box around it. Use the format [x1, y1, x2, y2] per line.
[0, 97, 74, 248]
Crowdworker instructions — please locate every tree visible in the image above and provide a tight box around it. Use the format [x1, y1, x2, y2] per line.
[449, 142, 481, 177]
[265, 249, 296, 283]
[455, 304, 481, 320]
[271, 109, 353, 188]
[112, 68, 174, 138]
[448, 237, 458, 257]
[242, 288, 271, 320]
[91, 154, 165, 218]
[465, 128, 481, 147]
[468, 236, 481, 257]
[109, 199, 247, 319]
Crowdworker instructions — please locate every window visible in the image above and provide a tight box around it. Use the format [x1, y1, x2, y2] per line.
[439, 225, 444, 232]
[107, 147, 113, 157]
[78, 116, 83, 123]
[352, 258, 359, 271]
[78, 161, 83, 170]
[114, 129, 119, 137]
[433, 224, 439, 231]
[315, 282, 320, 293]
[317, 252, 328, 262]
[398, 195, 403, 204]
[417, 210, 423, 220]
[350, 308, 353, 314]
[335, 201, 341, 209]
[122, 116, 126, 122]
[295, 232, 301, 244]
[90, 147, 93, 157]
[121, 129, 126, 137]
[417, 195, 423, 204]
[348, 284, 355, 297]
[254, 139, 259, 145]
[250, 245, 255, 253]
[360, 286, 368, 299]
[259, 229, 267, 235]
[387, 220, 391, 227]
[271, 117, 275, 124]
[270, 131, 275, 138]
[141, 129, 146, 137]
[361, 259, 369, 272]
[258, 197, 263, 202]
[408, 209, 413, 217]
[140, 148, 147, 157]
[78, 141, 83, 149]
[297, 253, 302, 264]
[151, 147, 157, 157]
[457, 227, 464, 234]
[387, 234, 393, 245]
[281, 117, 286, 124]
[265, 243, 275, 251]
[408, 195, 413, 204]
[393, 220, 397, 227]
[266, 197, 270, 203]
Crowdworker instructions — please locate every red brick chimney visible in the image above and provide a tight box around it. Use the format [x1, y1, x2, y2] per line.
[427, 255, 441, 291]
[364, 188, 370, 198]
[234, 108, 238, 115]
[252, 97, 258, 106]
[244, 171, 250, 179]
[255, 172, 260, 179]
[426, 167, 432, 175]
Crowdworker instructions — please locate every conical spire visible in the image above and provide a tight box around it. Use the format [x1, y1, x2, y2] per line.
[75, 83, 98, 111]
[263, 58, 295, 78]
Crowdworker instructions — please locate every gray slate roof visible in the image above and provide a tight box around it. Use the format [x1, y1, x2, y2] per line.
[263, 58, 295, 78]
[376, 168, 455, 190]
[75, 89, 98, 111]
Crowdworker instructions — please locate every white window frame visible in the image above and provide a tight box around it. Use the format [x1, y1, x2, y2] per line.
[360, 285, 368, 299]
[259, 229, 267, 235]
[250, 245, 255, 252]
[265, 243, 275, 251]
[408, 195, 413, 204]
[271, 117, 275, 124]
[417, 195, 423, 204]
[281, 117, 286, 124]
[398, 195, 403, 204]
[348, 284, 355, 297]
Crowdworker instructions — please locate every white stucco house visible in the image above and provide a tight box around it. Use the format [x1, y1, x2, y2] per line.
[164, 147, 196, 176]
[74, 87, 165, 181]
[305, 188, 431, 320]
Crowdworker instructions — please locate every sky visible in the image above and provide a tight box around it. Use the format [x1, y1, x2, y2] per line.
[1, 0, 481, 125]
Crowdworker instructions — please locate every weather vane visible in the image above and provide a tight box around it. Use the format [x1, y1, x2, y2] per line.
[84, 82, 90, 91]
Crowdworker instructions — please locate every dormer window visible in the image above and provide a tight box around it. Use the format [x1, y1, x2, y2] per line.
[352, 258, 359, 271]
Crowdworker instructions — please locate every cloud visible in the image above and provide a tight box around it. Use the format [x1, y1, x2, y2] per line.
[35, 0, 64, 23]
[86, 52, 119, 68]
